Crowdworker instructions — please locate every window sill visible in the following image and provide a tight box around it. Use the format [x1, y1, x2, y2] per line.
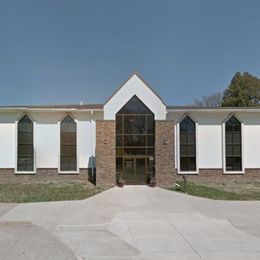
[178, 171, 199, 175]
[223, 171, 245, 175]
[15, 171, 36, 175]
[58, 171, 79, 175]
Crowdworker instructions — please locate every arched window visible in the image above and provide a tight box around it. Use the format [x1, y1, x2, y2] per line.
[60, 115, 77, 171]
[225, 116, 242, 171]
[17, 115, 34, 171]
[179, 116, 196, 171]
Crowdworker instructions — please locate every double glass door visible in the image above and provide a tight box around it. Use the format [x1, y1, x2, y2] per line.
[124, 157, 146, 185]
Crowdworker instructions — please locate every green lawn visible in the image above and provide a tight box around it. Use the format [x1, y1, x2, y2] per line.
[0, 182, 105, 203]
[170, 181, 260, 200]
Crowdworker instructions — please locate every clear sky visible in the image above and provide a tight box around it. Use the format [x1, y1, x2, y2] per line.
[0, 0, 260, 106]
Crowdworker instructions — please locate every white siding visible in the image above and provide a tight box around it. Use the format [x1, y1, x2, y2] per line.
[168, 111, 260, 170]
[168, 111, 228, 170]
[242, 114, 260, 168]
[76, 113, 94, 168]
[0, 112, 18, 168]
[32, 111, 99, 169]
[32, 112, 62, 168]
[1, 108, 260, 171]
[0, 111, 102, 169]
[196, 115, 223, 168]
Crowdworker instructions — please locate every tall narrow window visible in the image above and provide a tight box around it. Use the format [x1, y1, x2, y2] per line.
[116, 95, 155, 184]
[17, 115, 34, 171]
[60, 115, 77, 171]
[225, 116, 242, 171]
[179, 116, 196, 171]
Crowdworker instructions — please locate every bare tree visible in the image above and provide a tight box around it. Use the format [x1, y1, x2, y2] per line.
[192, 92, 223, 108]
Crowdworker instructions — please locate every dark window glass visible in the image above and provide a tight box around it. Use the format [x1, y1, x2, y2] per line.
[116, 148, 123, 156]
[116, 115, 122, 134]
[147, 115, 154, 134]
[147, 148, 154, 156]
[187, 133, 195, 144]
[117, 95, 152, 114]
[124, 148, 146, 156]
[226, 133, 232, 144]
[124, 135, 146, 146]
[179, 116, 196, 171]
[147, 135, 154, 146]
[124, 115, 146, 134]
[60, 115, 77, 171]
[233, 133, 241, 144]
[116, 135, 123, 146]
[226, 145, 233, 156]
[116, 157, 123, 172]
[116, 96, 155, 183]
[225, 116, 242, 171]
[17, 115, 34, 171]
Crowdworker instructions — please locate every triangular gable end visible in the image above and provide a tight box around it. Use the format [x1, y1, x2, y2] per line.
[104, 73, 166, 120]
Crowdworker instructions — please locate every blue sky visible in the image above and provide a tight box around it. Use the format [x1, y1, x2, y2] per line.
[0, 0, 260, 106]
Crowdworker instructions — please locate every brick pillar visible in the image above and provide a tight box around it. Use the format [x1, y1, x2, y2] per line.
[155, 121, 176, 187]
[96, 120, 116, 187]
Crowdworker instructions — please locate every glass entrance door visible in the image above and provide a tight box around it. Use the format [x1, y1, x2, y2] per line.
[135, 158, 146, 184]
[123, 157, 146, 185]
[124, 158, 135, 184]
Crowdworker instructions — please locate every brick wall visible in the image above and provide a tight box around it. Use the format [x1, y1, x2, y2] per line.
[155, 120, 176, 187]
[0, 168, 94, 186]
[95, 120, 116, 187]
[174, 168, 260, 184]
[0, 167, 259, 186]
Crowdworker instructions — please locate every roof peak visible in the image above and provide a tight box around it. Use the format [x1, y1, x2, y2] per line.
[105, 72, 165, 105]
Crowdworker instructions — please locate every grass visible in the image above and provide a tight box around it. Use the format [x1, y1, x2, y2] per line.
[170, 181, 260, 200]
[0, 182, 105, 203]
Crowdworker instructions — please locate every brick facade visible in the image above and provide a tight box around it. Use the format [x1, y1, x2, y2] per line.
[155, 120, 176, 187]
[175, 168, 260, 183]
[1, 167, 259, 185]
[95, 120, 116, 187]
[1, 117, 260, 186]
[0, 168, 94, 186]
[1, 167, 258, 185]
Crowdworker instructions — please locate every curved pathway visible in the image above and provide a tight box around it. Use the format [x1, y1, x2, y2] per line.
[1, 186, 260, 259]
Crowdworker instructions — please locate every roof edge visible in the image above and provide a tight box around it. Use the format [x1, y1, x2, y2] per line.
[0, 104, 103, 112]
[167, 106, 260, 112]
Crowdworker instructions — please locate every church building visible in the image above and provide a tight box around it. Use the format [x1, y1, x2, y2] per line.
[0, 73, 260, 186]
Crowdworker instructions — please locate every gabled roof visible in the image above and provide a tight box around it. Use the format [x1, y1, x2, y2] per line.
[104, 72, 167, 120]
[105, 72, 166, 106]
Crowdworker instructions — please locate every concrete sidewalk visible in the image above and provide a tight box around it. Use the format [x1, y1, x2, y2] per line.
[1, 186, 260, 259]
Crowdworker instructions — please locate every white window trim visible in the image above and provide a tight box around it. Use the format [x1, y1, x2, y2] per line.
[176, 114, 199, 174]
[58, 113, 79, 174]
[222, 114, 245, 174]
[15, 113, 37, 174]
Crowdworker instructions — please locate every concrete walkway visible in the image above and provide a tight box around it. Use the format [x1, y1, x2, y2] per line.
[1, 186, 260, 259]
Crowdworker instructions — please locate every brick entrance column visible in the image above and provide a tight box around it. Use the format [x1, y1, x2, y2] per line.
[155, 121, 176, 187]
[96, 120, 116, 187]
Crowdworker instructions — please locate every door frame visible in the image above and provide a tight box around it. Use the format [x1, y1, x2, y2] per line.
[123, 156, 147, 185]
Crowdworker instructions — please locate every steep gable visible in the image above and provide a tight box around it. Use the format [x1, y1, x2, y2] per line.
[104, 73, 166, 120]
